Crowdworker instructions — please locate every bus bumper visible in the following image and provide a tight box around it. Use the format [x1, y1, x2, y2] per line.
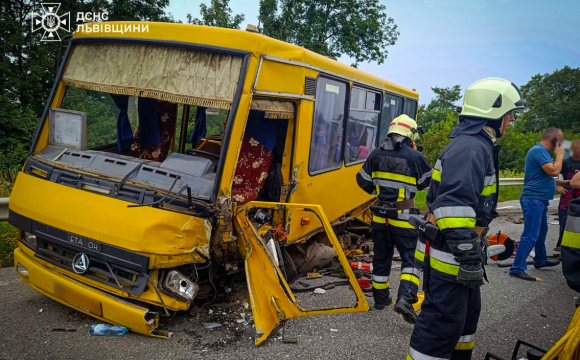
[13, 248, 171, 338]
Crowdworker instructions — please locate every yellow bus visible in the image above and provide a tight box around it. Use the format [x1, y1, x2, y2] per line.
[8, 21, 419, 344]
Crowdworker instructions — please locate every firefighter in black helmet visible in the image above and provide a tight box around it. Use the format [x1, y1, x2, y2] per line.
[407, 78, 525, 360]
[356, 114, 432, 324]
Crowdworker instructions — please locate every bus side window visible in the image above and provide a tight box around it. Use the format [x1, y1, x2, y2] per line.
[404, 99, 418, 119]
[309, 77, 348, 174]
[379, 94, 404, 142]
[345, 88, 380, 165]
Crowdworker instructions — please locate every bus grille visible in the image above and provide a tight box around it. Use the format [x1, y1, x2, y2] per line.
[35, 237, 148, 296]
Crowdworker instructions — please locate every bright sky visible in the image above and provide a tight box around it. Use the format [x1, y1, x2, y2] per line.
[167, 0, 580, 105]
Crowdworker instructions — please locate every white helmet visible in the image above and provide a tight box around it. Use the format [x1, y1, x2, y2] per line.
[458, 77, 525, 120]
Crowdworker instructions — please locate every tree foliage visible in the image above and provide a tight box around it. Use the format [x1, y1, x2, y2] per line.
[417, 85, 461, 129]
[258, 0, 399, 66]
[419, 111, 458, 166]
[520, 66, 580, 133]
[0, 0, 173, 172]
[187, 0, 244, 29]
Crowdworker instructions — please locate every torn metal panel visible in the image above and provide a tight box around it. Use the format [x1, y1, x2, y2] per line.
[234, 201, 369, 346]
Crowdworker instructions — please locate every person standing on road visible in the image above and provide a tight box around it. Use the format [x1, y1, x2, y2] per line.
[554, 139, 580, 252]
[408, 78, 524, 360]
[561, 171, 580, 305]
[509, 128, 563, 281]
[356, 114, 432, 323]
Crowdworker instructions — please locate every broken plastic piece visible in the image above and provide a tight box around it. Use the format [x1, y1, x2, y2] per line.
[204, 323, 222, 330]
[307, 272, 322, 279]
[314, 288, 326, 294]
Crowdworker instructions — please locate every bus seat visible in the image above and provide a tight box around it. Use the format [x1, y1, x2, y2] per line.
[232, 135, 273, 205]
[126, 100, 178, 162]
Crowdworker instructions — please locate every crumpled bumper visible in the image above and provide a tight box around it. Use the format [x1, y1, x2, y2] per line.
[14, 248, 171, 338]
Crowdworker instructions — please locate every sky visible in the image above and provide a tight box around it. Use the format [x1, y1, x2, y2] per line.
[166, 0, 580, 105]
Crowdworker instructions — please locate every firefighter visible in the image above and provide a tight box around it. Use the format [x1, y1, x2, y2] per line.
[356, 114, 432, 324]
[408, 78, 525, 360]
[562, 184, 580, 302]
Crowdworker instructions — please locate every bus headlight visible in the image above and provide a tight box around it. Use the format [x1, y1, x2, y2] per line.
[17, 264, 29, 278]
[23, 232, 37, 248]
[163, 270, 197, 301]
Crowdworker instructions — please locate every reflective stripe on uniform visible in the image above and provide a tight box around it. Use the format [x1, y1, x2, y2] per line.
[565, 215, 580, 233]
[434, 206, 476, 220]
[432, 169, 441, 182]
[373, 215, 387, 224]
[484, 175, 496, 186]
[562, 230, 580, 249]
[372, 281, 390, 289]
[401, 273, 420, 286]
[389, 218, 416, 229]
[358, 168, 373, 181]
[408, 346, 449, 360]
[374, 178, 418, 192]
[455, 333, 476, 350]
[372, 275, 389, 282]
[372, 171, 417, 185]
[481, 183, 497, 196]
[417, 169, 433, 186]
[414, 245, 460, 276]
[402, 267, 422, 276]
[372, 274, 390, 289]
[434, 159, 442, 171]
[436, 217, 476, 230]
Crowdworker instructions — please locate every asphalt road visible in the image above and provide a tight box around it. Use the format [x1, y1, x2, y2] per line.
[0, 212, 577, 360]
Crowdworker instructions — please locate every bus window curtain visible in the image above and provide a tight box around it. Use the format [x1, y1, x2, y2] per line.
[137, 97, 161, 149]
[111, 94, 134, 152]
[190, 106, 207, 146]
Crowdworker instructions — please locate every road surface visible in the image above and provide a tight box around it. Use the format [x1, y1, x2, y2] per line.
[0, 213, 577, 360]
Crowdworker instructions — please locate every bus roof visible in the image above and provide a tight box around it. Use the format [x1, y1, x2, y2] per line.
[73, 21, 419, 99]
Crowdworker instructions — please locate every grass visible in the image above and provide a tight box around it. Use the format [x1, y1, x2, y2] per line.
[0, 222, 18, 268]
[0, 169, 18, 267]
[414, 185, 524, 212]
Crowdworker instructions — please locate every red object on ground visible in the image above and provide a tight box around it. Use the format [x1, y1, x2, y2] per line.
[357, 278, 371, 289]
[350, 261, 373, 272]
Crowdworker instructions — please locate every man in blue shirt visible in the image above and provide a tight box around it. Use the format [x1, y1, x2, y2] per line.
[510, 127, 564, 280]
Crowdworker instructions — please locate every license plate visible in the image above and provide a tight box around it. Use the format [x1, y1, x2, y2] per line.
[67, 234, 102, 252]
[55, 283, 103, 317]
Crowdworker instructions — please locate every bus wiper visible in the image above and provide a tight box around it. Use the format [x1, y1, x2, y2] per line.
[128, 175, 181, 208]
[115, 161, 150, 197]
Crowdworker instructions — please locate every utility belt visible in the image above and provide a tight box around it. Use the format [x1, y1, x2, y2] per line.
[412, 213, 490, 292]
[370, 199, 416, 219]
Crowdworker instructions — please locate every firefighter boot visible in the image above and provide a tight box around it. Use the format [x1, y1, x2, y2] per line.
[373, 288, 392, 310]
[394, 296, 417, 324]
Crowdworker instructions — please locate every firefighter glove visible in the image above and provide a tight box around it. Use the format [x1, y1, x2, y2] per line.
[448, 239, 484, 289]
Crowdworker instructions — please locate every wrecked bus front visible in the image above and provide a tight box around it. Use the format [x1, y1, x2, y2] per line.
[10, 23, 251, 336]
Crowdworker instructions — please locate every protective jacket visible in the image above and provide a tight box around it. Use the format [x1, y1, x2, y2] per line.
[562, 197, 580, 293]
[415, 128, 501, 282]
[356, 136, 432, 236]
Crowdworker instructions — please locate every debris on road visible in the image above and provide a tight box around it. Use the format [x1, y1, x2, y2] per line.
[204, 323, 223, 330]
[513, 218, 524, 224]
[314, 288, 326, 294]
[52, 328, 77, 332]
[89, 324, 128, 336]
[330, 328, 338, 332]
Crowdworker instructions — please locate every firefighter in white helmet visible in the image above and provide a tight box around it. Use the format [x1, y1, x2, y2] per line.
[408, 78, 525, 360]
[356, 114, 432, 323]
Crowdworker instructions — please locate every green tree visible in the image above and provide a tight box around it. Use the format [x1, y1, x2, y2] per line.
[417, 85, 461, 129]
[520, 66, 580, 133]
[258, 0, 399, 66]
[0, 0, 173, 172]
[419, 111, 458, 166]
[497, 119, 540, 172]
[187, 0, 244, 29]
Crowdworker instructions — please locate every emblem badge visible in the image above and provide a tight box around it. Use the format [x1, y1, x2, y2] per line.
[72, 253, 90, 274]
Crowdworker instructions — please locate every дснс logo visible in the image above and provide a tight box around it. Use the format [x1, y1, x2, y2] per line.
[31, 3, 70, 42]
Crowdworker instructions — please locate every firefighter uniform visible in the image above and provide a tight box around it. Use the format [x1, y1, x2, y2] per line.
[562, 197, 580, 294]
[356, 114, 432, 320]
[408, 78, 525, 360]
